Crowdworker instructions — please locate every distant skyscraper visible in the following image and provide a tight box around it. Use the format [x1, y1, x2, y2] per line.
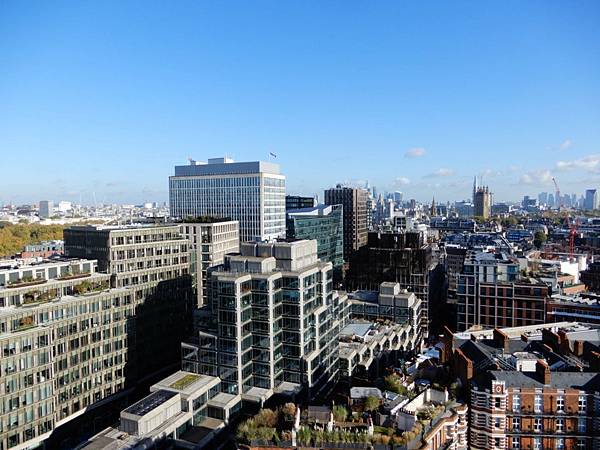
[324, 185, 368, 260]
[548, 193, 555, 207]
[39, 200, 53, 218]
[169, 157, 286, 242]
[474, 186, 491, 218]
[393, 191, 403, 204]
[584, 189, 598, 210]
[538, 192, 548, 205]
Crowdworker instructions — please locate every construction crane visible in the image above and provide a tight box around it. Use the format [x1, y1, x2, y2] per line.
[565, 216, 579, 258]
[552, 177, 562, 211]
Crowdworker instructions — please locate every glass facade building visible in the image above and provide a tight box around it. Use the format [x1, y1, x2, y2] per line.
[286, 204, 344, 282]
[169, 158, 286, 242]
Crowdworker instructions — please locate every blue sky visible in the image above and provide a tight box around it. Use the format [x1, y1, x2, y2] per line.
[1, 1, 599, 205]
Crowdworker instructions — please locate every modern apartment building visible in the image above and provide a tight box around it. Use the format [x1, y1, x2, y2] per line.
[457, 251, 548, 331]
[338, 282, 425, 379]
[0, 225, 195, 450]
[181, 240, 350, 402]
[324, 185, 368, 260]
[179, 219, 240, 307]
[169, 157, 286, 242]
[286, 204, 344, 282]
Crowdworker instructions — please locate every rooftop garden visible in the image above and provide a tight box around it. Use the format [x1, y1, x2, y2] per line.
[72, 279, 109, 295]
[58, 271, 91, 281]
[169, 374, 200, 390]
[6, 276, 47, 288]
[23, 289, 58, 305]
[235, 403, 424, 448]
[182, 215, 233, 224]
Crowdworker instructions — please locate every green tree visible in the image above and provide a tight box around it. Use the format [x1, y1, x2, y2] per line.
[332, 404, 348, 422]
[363, 396, 380, 412]
[533, 231, 547, 249]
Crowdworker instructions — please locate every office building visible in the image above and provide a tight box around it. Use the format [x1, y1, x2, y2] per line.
[584, 189, 598, 211]
[38, 200, 53, 218]
[286, 204, 344, 282]
[547, 292, 600, 324]
[181, 240, 350, 402]
[179, 219, 239, 307]
[285, 195, 315, 211]
[324, 185, 368, 260]
[456, 251, 548, 331]
[0, 224, 195, 450]
[346, 231, 434, 335]
[169, 157, 286, 242]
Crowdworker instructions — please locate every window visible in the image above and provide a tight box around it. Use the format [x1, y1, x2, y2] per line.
[534, 394, 543, 413]
[556, 418, 564, 433]
[578, 395, 587, 413]
[556, 395, 564, 412]
[577, 439, 585, 449]
[512, 394, 521, 412]
[578, 417, 586, 433]
[512, 417, 520, 431]
[534, 418, 542, 432]
[556, 438, 564, 450]
[495, 417, 501, 429]
[512, 437, 520, 449]
[533, 437, 541, 450]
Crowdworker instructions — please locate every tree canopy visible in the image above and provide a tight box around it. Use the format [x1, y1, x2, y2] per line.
[0, 223, 64, 257]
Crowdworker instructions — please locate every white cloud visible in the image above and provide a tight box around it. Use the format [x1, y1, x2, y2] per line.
[393, 176, 411, 186]
[424, 168, 454, 178]
[556, 154, 600, 172]
[559, 139, 572, 150]
[519, 169, 553, 185]
[404, 147, 426, 158]
[481, 169, 502, 178]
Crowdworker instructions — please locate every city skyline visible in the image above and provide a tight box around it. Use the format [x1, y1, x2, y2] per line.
[1, 1, 600, 204]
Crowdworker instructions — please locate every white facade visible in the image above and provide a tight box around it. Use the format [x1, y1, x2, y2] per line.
[169, 158, 286, 242]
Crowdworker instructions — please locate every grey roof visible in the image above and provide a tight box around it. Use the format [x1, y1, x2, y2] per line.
[341, 323, 372, 338]
[350, 387, 382, 399]
[489, 370, 600, 390]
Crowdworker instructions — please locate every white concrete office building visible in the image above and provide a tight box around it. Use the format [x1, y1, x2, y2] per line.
[169, 157, 286, 242]
[179, 219, 240, 307]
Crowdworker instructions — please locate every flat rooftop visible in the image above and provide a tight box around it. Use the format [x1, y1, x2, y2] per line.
[340, 323, 372, 339]
[152, 370, 219, 396]
[123, 389, 177, 417]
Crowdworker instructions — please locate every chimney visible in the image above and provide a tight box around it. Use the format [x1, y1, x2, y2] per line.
[557, 330, 570, 354]
[493, 328, 510, 352]
[542, 329, 560, 351]
[520, 333, 529, 342]
[574, 340, 584, 357]
[536, 360, 551, 385]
